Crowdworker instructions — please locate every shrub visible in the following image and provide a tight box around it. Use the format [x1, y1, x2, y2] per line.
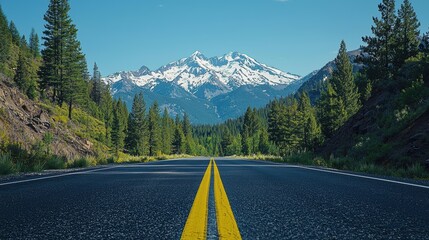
[45, 155, 66, 170]
[106, 156, 115, 164]
[0, 153, 16, 175]
[67, 157, 91, 168]
[403, 163, 428, 179]
[283, 152, 315, 165]
[96, 157, 108, 165]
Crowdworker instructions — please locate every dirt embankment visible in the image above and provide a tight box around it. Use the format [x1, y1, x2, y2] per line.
[0, 76, 93, 158]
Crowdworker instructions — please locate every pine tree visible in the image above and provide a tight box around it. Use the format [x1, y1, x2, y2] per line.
[148, 101, 161, 156]
[161, 108, 172, 155]
[298, 92, 322, 151]
[40, 0, 75, 103]
[14, 48, 39, 100]
[241, 107, 253, 155]
[8, 21, 20, 45]
[62, 22, 87, 119]
[421, 30, 429, 85]
[182, 112, 195, 154]
[394, 0, 420, 68]
[318, 81, 347, 138]
[29, 28, 40, 58]
[182, 112, 192, 137]
[331, 41, 361, 118]
[90, 62, 102, 105]
[360, 0, 397, 83]
[100, 83, 113, 146]
[14, 51, 29, 91]
[172, 115, 185, 154]
[0, 6, 12, 74]
[281, 98, 301, 154]
[268, 100, 282, 145]
[20, 35, 28, 48]
[126, 92, 147, 156]
[220, 127, 233, 156]
[258, 128, 270, 155]
[111, 99, 128, 154]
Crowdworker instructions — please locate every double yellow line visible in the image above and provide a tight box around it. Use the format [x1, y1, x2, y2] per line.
[181, 159, 242, 240]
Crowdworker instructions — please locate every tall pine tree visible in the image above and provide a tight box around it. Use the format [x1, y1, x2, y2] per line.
[29, 28, 40, 58]
[126, 92, 148, 156]
[0, 6, 12, 75]
[318, 81, 347, 138]
[90, 62, 102, 105]
[172, 115, 185, 154]
[40, 0, 75, 103]
[8, 21, 20, 46]
[394, 0, 420, 69]
[298, 92, 322, 151]
[100, 82, 113, 146]
[62, 22, 87, 119]
[161, 108, 172, 155]
[331, 40, 360, 118]
[111, 99, 128, 155]
[360, 0, 397, 83]
[148, 101, 161, 156]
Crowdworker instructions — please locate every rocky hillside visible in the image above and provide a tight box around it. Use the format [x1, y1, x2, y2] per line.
[0, 74, 106, 159]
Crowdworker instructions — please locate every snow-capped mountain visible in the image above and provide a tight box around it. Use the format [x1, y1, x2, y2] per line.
[103, 51, 304, 124]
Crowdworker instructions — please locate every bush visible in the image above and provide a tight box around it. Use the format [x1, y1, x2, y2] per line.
[282, 152, 315, 165]
[67, 157, 91, 168]
[107, 156, 115, 164]
[0, 153, 16, 175]
[96, 157, 108, 165]
[45, 155, 66, 170]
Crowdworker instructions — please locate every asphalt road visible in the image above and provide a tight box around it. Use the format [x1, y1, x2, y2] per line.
[1, 157, 429, 239]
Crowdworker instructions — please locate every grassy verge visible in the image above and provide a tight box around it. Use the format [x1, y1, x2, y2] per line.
[114, 152, 193, 164]
[241, 152, 429, 180]
[0, 144, 194, 176]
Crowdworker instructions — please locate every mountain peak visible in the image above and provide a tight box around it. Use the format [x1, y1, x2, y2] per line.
[190, 50, 205, 59]
[103, 51, 301, 94]
[138, 65, 151, 75]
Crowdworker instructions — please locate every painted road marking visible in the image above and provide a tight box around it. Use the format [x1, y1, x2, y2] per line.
[0, 165, 119, 187]
[213, 159, 242, 240]
[295, 165, 429, 190]
[181, 159, 213, 240]
[215, 159, 429, 190]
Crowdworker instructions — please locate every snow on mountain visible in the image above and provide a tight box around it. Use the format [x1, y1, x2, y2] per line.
[103, 51, 306, 124]
[103, 51, 301, 99]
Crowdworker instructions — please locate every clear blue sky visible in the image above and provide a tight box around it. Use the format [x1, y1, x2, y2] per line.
[1, 0, 428, 76]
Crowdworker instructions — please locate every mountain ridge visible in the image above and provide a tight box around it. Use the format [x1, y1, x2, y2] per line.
[103, 51, 303, 124]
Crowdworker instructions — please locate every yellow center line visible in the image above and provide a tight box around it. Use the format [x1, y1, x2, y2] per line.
[213, 159, 242, 240]
[181, 159, 213, 240]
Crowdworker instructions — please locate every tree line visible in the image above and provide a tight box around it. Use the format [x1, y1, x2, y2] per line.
[194, 0, 429, 157]
[2, 0, 428, 158]
[0, 0, 203, 157]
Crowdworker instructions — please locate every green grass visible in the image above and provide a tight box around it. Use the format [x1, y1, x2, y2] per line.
[234, 154, 283, 162]
[115, 152, 193, 164]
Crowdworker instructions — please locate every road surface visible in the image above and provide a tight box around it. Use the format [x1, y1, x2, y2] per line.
[1, 157, 428, 239]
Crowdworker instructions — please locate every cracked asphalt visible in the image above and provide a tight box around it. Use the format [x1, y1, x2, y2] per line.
[1, 157, 428, 239]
